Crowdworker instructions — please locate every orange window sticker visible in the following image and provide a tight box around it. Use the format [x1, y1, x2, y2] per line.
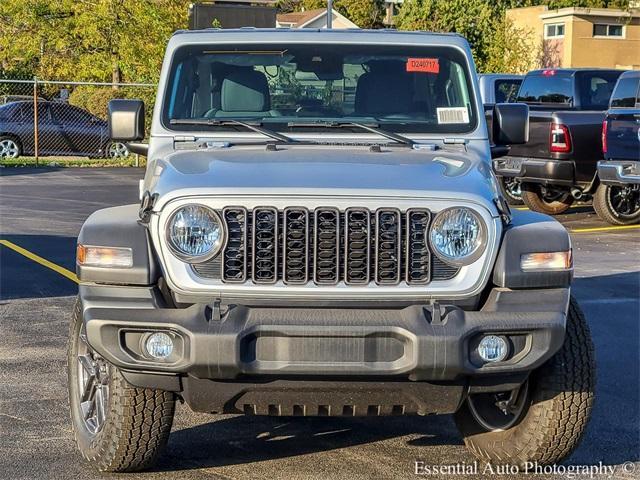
[406, 58, 439, 74]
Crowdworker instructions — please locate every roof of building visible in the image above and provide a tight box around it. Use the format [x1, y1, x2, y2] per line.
[276, 8, 326, 27]
[539, 6, 640, 20]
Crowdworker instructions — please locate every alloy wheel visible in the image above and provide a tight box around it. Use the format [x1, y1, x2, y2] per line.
[76, 324, 110, 435]
[0, 139, 20, 158]
[607, 185, 640, 219]
[107, 142, 130, 159]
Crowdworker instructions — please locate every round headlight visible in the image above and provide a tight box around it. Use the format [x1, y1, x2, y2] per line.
[166, 205, 225, 262]
[429, 207, 486, 266]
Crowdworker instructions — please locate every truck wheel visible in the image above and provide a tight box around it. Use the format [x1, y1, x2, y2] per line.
[67, 298, 175, 472]
[521, 183, 574, 215]
[592, 183, 640, 225]
[454, 297, 595, 467]
[498, 176, 524, 205]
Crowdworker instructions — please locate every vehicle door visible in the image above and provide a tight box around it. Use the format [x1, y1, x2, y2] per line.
[606, 75, 640, 162]
[25, 102, 68, 155]
[49, 103, 105, 156]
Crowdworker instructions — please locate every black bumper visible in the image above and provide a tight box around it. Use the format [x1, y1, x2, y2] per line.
[494, 156, 574, 186]
[81, 284, 568, 414]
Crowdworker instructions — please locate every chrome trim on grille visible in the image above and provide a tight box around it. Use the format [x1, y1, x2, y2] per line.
[221, 207, 248, 283]
[344, 208, 371, 285]
[405, 208, 431, 285]
[283, 207, 310, 285]
[313, 207, 340, 285]
[374, 208, 402, 285]
[252, 207, 278, 284]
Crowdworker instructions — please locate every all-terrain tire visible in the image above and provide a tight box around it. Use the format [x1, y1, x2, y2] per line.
[67, 298, 176, 472]
[455, 297, 595, 467]
[592, 183, 640, 226]
[521, 183, 574, 215]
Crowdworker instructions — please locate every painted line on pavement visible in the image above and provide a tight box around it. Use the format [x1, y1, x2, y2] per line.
[0, 239, 78, 283]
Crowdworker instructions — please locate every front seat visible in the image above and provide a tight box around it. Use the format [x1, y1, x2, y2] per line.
[355, 71, 414, 117]
[213, 69, 273, 118]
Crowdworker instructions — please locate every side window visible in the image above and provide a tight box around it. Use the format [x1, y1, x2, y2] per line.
[610, 77, 640, 108]
[495, 79, 522, 103]
[0, 104, 19, 121]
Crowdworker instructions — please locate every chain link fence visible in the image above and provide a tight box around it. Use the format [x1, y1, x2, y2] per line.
[0, 79, 156, 165]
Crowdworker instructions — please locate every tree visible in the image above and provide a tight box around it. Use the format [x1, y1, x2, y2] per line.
[300, 0, 385, 29]
[0, 0, 190, 83]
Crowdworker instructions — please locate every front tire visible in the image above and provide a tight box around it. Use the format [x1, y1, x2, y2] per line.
[0, 135, 21, 159]
[455, 297, 595, 467]
[521, 183, 574, 215]
[592, 183, 640, 225]
[67, 298, 175, 472]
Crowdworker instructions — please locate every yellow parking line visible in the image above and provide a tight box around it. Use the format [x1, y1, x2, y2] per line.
[0, 239, 78, 283]
[570, 225, 640, 234]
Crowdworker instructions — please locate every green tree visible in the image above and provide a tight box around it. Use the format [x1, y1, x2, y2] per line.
[300, 0, 385, 29]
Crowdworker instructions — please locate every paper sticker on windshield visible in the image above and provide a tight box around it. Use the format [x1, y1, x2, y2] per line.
[437, 107, 469, 124]
[406, 58, 439, 74]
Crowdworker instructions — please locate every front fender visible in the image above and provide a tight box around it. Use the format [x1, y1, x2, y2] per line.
[77, 204, 159, 285]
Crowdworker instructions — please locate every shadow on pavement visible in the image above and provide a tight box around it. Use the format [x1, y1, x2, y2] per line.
[0, 166, 64, 177]
[0, 234, 77, 300]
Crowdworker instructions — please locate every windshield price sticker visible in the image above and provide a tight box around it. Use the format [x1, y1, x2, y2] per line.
[437, 107, 470, 124]
[406, 58, 440, 74]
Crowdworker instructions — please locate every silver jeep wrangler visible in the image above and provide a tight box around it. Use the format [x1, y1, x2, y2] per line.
[68, 29, 595, 472]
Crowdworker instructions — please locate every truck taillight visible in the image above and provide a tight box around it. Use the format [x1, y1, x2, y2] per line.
[601, 119, 608, 155]
[550, 123, 572, 153]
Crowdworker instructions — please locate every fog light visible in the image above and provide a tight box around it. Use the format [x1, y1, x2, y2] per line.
[145, 332, 174, 359]
[478, 335, 508, 363]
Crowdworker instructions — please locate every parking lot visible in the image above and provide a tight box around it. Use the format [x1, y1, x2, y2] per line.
[0, 167, 638, 480]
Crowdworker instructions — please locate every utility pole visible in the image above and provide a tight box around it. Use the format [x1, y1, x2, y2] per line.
[327, 0, 333, 29]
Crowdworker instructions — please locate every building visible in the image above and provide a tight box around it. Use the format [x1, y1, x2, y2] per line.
[507, 5, 640, 70]
[276, 8, 358, 29]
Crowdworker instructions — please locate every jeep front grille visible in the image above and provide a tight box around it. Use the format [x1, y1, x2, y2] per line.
[193, 207, 459, 285]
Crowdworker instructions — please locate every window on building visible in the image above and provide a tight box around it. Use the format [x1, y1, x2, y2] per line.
[544, 23, 565, 38]
[593, 24, 624, 37]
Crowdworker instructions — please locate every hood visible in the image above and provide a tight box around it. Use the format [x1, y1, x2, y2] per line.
[147, 145, 499, 210]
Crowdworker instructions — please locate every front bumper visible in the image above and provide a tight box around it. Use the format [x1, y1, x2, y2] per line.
[598, 160, 640, 185]
[494, 156, 574, 186]
[81, 284, 568, 414]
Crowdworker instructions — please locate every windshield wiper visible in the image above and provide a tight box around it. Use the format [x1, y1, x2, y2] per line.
[170, 118, 296, 144]
[287, 120, 415, 147]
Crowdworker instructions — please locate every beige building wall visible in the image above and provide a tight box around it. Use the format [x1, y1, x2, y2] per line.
[507, 6, 640, 70]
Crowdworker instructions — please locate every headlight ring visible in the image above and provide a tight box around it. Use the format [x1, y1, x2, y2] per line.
[166, 204, 226, 263]
[428, 207, 487, 267]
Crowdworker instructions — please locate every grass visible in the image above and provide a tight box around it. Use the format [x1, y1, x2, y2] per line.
[0, 156, 145, 168]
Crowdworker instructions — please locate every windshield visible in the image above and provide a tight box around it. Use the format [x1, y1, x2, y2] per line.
[162, 43, 478, 135]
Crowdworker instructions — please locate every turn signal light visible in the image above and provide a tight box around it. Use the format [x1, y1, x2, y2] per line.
[520, 251, 572, 271]
[77, 244, 133, 268]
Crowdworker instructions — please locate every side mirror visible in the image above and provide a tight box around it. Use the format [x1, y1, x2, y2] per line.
[493, 103, 529, 145]
[108, 99, 145, 141]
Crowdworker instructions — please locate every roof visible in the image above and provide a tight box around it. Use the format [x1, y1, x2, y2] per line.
[276, 8, 326, 27]
[527, 68, 625, 76]
[539, 6, 640, 20]
[173, 28, 462, 39]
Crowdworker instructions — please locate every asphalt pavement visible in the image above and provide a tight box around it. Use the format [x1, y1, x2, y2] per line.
[0, 167, 638, 480]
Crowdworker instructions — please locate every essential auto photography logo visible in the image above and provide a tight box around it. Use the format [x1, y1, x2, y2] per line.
[414, 460, 637, 478]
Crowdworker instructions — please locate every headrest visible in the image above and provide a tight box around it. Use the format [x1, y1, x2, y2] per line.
[221, 69, 270, 112]
[355, 72, 413, 116]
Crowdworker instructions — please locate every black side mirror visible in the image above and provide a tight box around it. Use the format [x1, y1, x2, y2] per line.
[108, 99, 145, 141]
[493, 103, 529, 145]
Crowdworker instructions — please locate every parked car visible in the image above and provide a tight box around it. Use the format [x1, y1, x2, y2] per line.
[69, 29, 594, 473]
[479, 74, 525, 205]
[595, 70, 640, 225]
[0, 100, 129, 159]
[0, 94, 46, 104]
[493, 68, 623, 214]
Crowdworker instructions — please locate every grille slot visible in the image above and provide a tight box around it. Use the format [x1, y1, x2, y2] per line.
[406, 208, 431, 284]
[344, 208, 370, 285]
[222, 207, 248, 283]
[314, 208, 340, 285]
[193, 207, 461, 285]
[283, 208, 310, 284]
[375, 209, 402, 285]
[252, 207, 278, 284]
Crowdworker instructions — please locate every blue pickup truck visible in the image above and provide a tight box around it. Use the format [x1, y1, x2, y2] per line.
[596, 70, 640, 225]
